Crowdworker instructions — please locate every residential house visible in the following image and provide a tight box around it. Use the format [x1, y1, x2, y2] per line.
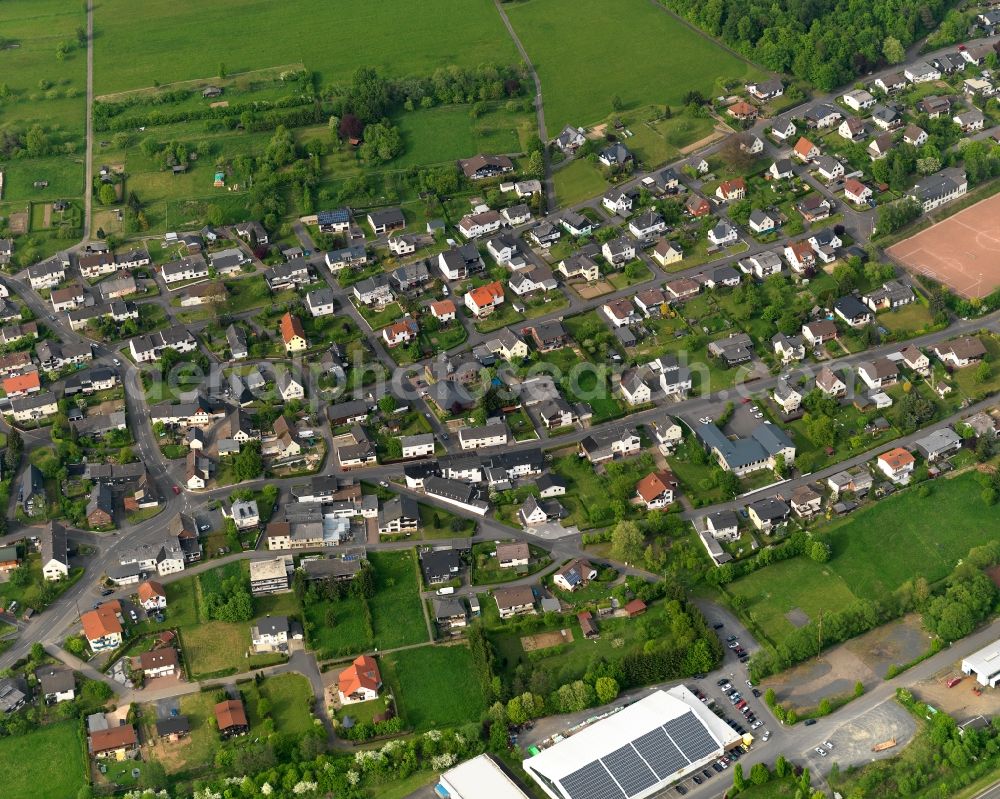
[27, 257, 67, 290]
[727, 100, 757, 121]
[558, 253, 600, 282]
[802, 104, 842, 129]
[382, 318, 419, 348]
[618, 368, 655, 406]
[911, 166, 968, 213]
[89, 725, 139, 760]
[716, 178, 747, 202]
[458, 210, 504, 239]
[768, 158, 795, 180]
[138, 580, 167, 611]
[874, 73, 907, 93]
[740, 251, 783, 279]
[701, 510, 741, 542]
[215, 699, 250, 739]
[458, 154, 514, 180]
[838, 117, 868, 141]
[366, 208, 405, 236]
[434, 597, 468, 630]
[920, 95, 951, 118]
[81, 601, 124, 651]
[554, 125, 587, 152]
[858, 357, 899, 389]
[834, 295, 874, 328]
[494, 585, 536, 619]
[629, 210, 667, 240]
[708, 332, 754, 366]
[579, 428, 641, 463]
[602, 187, 634, 215]
[816, 365, 848, 397]
[279, 312, 308, 353]
[772, 333, 805, 363]
[877, 447, 916, 484]
[602, 297, 637, 328]
[40, 521, 69, 580]
[803, 319, 839, 346]
[814, 155, 845, 182]
[36, 666, 75, 704]
[652, 239, 684, 266]
[708, 221, 738, 247]
[747, 497, 790, 532]
[747, 78, 784, 100]
[790, 485, 823, 518]
[602, 236, 637, 265]
[842, 88, 876, 111]
[748, 209, 780, 235]
[464, 281, 504, 318]
[772, 382, 803, 414]
[553, 559, 597, 592]
[797, 195, 832, 223]
[636, 470, 677, 509]
[133, 647, 179, 679]
[900, 345, 931, 375]
[770, 117, 797, 140]
[903, 124, 928, 146]
[844, 178, 873, 205]
[934, 336, 987, 368]
[685, 195, 711, 217]
[864, 279, 914, 311]
[914, 428, 963, 461]
[251, 616, 290, 653]
[458, 423, 508, 450]
[867, 133, 895, 160]
[955, 109, 986, 133]
[905, 62, 942, 83]
[598, 143, 633, 168]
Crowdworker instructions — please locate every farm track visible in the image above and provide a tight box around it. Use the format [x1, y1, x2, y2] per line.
[492, 0, 555, 210]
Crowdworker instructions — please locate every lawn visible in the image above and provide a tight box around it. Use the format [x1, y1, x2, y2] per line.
[472, 542, 552, 584]
[380, 644, 486, 730]
[553, 159, 609, 207]
[161, 691, 224, 777]
[820, 472, 1000, 600]
[245, 673, 315, 734]
[505, 0, 763, 129]
[393, 104, 533, 168]
[94, 0, 522, 93]
[0, 720, 87, 799]
[726, 556, 860, 646]
[552, 452, 653, 528]
[368, 551, 429, 649]
[304, 593, 373, 659]
[878, 302, 935, 334]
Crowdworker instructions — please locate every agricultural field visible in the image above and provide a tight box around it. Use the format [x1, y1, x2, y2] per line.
[379, 644, 486, 731]
[93, 0, 522, 94]
[505, 0, 763, 129]
[0, 720, 87, 799]
[368, 551, 429, 649]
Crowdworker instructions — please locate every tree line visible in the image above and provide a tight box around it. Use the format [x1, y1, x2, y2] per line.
[658, 0, 952, 90]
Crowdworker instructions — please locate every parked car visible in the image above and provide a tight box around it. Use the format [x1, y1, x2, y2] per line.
[100, 588, 114, 596]
[804, 719, 817, 726]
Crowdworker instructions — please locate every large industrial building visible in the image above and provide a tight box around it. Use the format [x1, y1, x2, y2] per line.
[436, 753, 531, 799]
[523, 687, 742, 799]
[962, 639, 1000, 687]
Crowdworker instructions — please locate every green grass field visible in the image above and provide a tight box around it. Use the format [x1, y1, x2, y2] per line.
[822, 472, 1000, 600]
[368, 551, 428, 649]
[553, 159, 610, 207]
[0, 0, 87, 132]
[728, 472, 1000, 644]
[380, 644, 486, 730]
[0, 721, 86, 799]
[505, 0, 763, 129]
[304, 593, 373, 659]
[727, 557, 859, 643]
[94, 0, 522, 93]
[393, 104, 532, 167]
[245, 673, 315, 734]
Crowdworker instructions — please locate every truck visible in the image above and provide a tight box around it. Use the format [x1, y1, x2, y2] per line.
[436, 586, 455, 595]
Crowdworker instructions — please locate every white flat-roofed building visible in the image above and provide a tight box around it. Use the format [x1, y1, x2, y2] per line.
[437, 753, 531, 799]
[963, 639, 1000, 687]
[524, 686, 742, 799]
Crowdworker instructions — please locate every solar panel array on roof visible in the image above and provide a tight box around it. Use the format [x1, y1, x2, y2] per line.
[633, 728, 687, 779]
[664, 712, 718, 762]
[561, 762, 625, 799]
[601, 745, 657, 796]
[557, 711, 722, 799]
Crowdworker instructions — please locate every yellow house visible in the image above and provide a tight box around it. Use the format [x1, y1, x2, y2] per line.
[280, 312, 308, 353]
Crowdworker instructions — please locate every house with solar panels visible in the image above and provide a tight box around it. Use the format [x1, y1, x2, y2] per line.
[523, 686, 741, 799]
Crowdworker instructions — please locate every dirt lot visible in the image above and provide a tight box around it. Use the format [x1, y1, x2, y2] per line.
[765, 615, 929, 711]
[912, 667, 1000, 722]
[887, 191, 1000, 299]
[521, 629, 574, 652]
[574, 281, 614, 299]
[810, 699, 918, 773]
[9, 211, 27, 235]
